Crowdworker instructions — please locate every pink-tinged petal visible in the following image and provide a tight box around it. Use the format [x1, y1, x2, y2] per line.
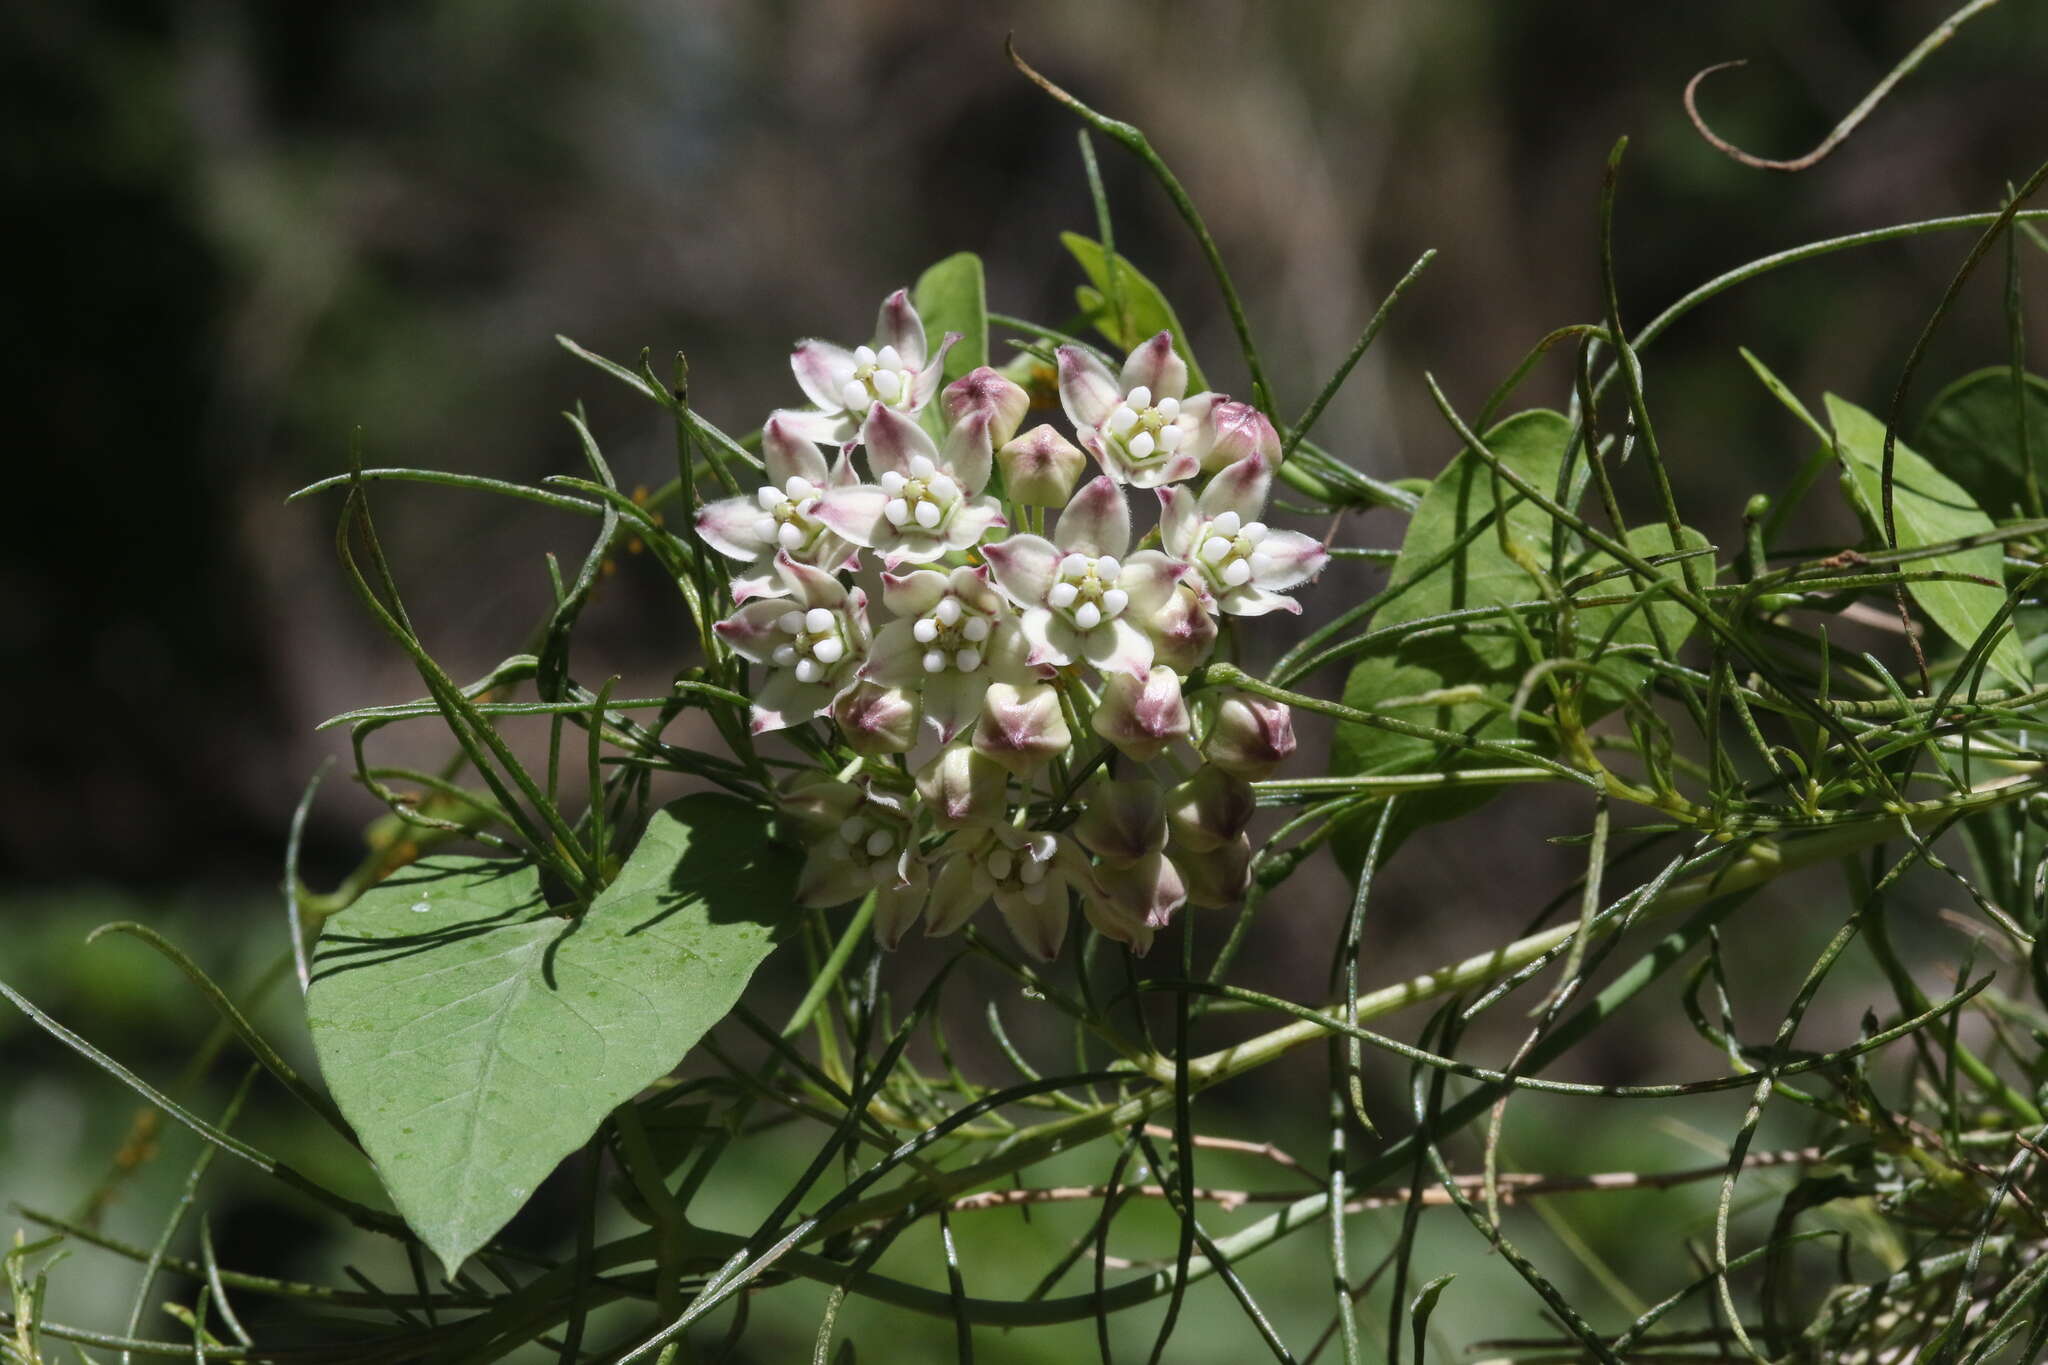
[1081, 888, 1154, 955]
[942, 498, 1006, 553]
[1155, 485, 1200, 559]
[1248, 528, 1328, 591]
[948, 564, 1003, 615]
[751, 671, 831, 734]
[940, 409, 994, 494]
[770, 406, 857, 446]
[872, 860, 931, 949]
[1053, 476, 1131, 557]
[1219, 585, 1302, 617]
[879, 535, 949, 568]
[861, 403, 940, 477]
[773, 550, 849, 608]
[1199, 453, 1273, 521]
[916, 747, 1008, 829]
[924, 853, 991, 937]
[1199, 400, 1280, 474]
[712, 598, 797, 663]
[1091, 666, 1191, 761]
[909, 334, 959, 410]
[1072, 779, 1169, 868]
[1150, 584, 1218, 673]
[861, 619, 927, 688]
[874, 288, 926, 370]
[1077, 428, 1128, 485]
[981, 618, 1039, 683]
[1017, 607, 1074, 668]
[880, 568, 948, 617]
[1098, 851, 1187, 931]
[1121, 448, 1202, 490]
[922, 668, 991, 746]
[982, 534, 1060, 607]
[761, 415, 832, 487]
[1117, 551, 1186, 618]
[828, 444, 861, 487]
[1204, 695, 1296, 778]
[1082, 616, 1155, 679]
[972, 681, 1070, 776]
[994, 884, 1068, 961]
[943, 367, 1031, 448]
[1177, 835, 1252, 909]
[805, 533, 861, 578]
[832, 681, 919, 754]
[1119, 331, 1188, 400]
[798, 848, 875, 909]
[792, 341, 859, 413]
[728, 568, 783, 604]
[693, 495, 774, 562]
[1165, 768, 1256, 853]
[1056, 345, 1121, 429]
[812, 485, 892, 549]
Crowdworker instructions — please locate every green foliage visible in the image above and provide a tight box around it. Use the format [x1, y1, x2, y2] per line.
[1826, 392, 2032, 690]
[1914, 365, 2048, 520]
[911, 250, 987, 388]
[1060, 231, 1207, 390]
[306, 794, 792, 1272]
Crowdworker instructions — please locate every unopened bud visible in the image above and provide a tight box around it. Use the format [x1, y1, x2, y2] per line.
[1198, 399, 1281, 474]
[1149, 583, 1219, 674]
[1091, 666, 1191, 762]
[1096, 851, 1188, 930]
[832, 681, 919, 755]
[996, 424, 1088, 507]
[973, 681, 1072, 776]
[1072, 778, 1168, 868]
[1204, 692, 1296, 778]
[914, 743, 1008, 829]
[1175, 834, 1251, 908]
[1165, 767, 1255, 853]
[943, 366, 1031, 448]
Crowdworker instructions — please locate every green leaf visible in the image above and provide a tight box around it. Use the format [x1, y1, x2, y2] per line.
[1825, 392, 2030, 690]
[912, 252, 987, 389]
[1060, 232, 1206, 391]
[1329, 411, 1569, 869]
[1913, 366, 2048, 521]
[307, 793, 793, 1273]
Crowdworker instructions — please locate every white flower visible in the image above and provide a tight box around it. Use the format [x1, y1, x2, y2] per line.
[712, 552, 871, 733]
[1157, 453, 1327, 616]
[861, 564, 1038, 745]
[811, 405, 1007, 568]
[982, 475, 1185, 678]
[691, 414, 859, 601]
[1057, 332, 1214, 488]
[783, 289, 958, 445]
[782, 774, 929, 947]
[923, 824, 1094, 961]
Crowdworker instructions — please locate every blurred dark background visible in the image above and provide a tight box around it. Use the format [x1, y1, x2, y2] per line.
[4, 0, 2046, 1357]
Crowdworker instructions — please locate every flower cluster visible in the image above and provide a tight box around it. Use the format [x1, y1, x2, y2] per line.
[696, 290, 1325, 959]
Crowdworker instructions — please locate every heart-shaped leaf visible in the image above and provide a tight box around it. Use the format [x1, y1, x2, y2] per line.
[307, 793, 793, 1273]
[912, 251, 987, 389]
[1914, 366, 2048, 522]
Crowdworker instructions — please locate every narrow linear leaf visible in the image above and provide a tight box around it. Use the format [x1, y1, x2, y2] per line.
[307, 793, 795, 1274]
[1825, 392, 2030, 690]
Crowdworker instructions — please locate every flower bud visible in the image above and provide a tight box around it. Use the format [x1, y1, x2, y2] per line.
[943, 366, 1032, 448]
[1148, 582, 1219, 674]
[1080, 879, 1155, 955]
[1198, 399, 1282, 474]
[973, 680, 1072, 776]
[1071, 778, 1168, 868]
[995, 424, 1087, 507]
[1091, 666, 1191, 762]
[1095, 851, 1188, 930]
[1165, 766, 1255, 853]
[1204, 692, 1296, 778]
[914, 743, 1008, 829]
[1175, 834, 1251, 908]
[832, 681, 919, 755]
